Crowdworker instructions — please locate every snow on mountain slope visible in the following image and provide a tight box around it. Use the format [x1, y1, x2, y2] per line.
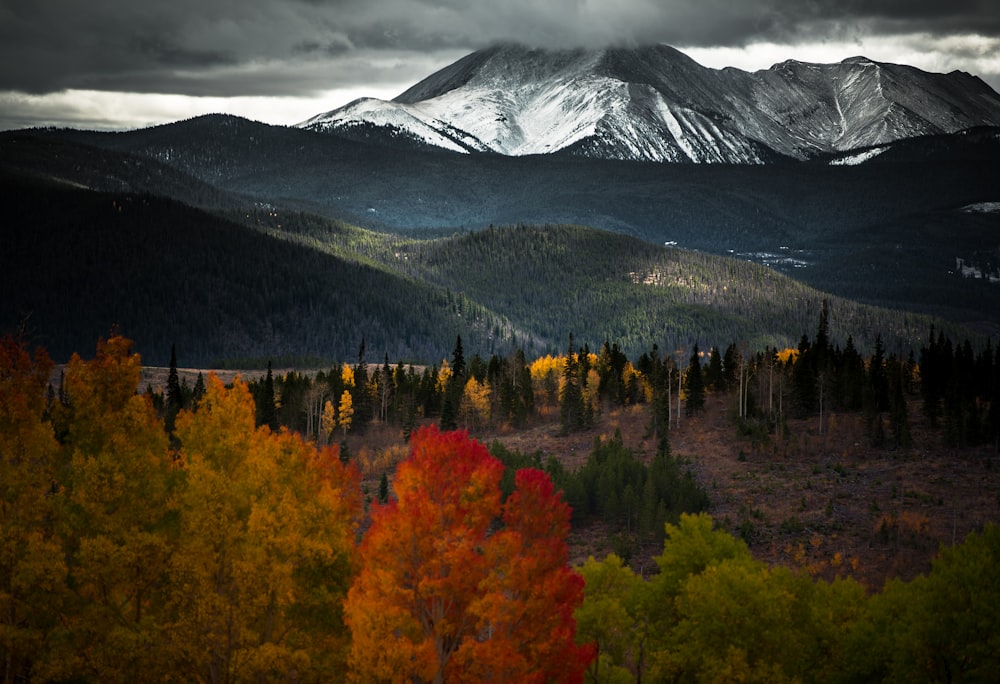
[298, 96, 491, 153]
[299, 44, 1000, 164]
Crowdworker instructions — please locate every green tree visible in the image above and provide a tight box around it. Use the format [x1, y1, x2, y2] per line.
[685, 344, 705, 416]
[576, 554, 651, 683]
[192, 371, 206, 406]
[378, 471, 390, 504]
[560, 334, 587, 434]
[440, 335, 466, 431]
[846, 524, 1000, 683]
[705, 345, 724, 392]
[352, 340, 373, 433]
[255, 360, 279, 431]
[165, 342, 183, 432]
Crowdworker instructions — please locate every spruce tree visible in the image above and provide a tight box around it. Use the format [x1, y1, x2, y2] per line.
[256, 361, 279, 431]
[706, 346, 725, 392]
[378, 471, 390, 504]
[192, 372, 206, 407]
[440, 335, 465, 431]
[165, 343, 183, 433]
[685, 344, 705, 416]
[560, 334, 584, 434]
[353, 339, 372, 433]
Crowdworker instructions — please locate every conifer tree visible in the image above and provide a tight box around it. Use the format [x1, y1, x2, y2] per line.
[352, 339, 372, 432]
[440, 336, 465, 431]
[191, 372, 206, 407]
[706, 346, 725, 391]
[685, 344, 705, 416]
[378, 471, 389, 504]
[165, 343, 183, 432]
[256, 360, 279, 431]
[560, 334, 585, 434]
[887, 355, 912, 449]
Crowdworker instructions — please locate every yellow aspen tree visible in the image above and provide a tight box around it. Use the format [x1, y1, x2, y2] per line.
[321, 399, 336, 445]
[530, 354, 564, 411]
[169, 375, 360, 682]
[460, 377, 492, 429]
[338, 389, 354, 439]
[50, 336, 176, 683]
[436, 358, 452, 395]
[341, 363, 355, 389]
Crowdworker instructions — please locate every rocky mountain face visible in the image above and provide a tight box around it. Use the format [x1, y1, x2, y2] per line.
[299, 44, 1000, 163]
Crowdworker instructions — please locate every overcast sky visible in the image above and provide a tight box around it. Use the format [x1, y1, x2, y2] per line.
[1, 0, 998, 131]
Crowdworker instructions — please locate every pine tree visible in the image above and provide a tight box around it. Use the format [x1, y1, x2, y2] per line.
[706, 346, 725, 392]
[451, 334, 466, 379]
[685, 344, 705, 416]
[256, 361, 279, 431]
[192, 372, 206, 407]
[560, 334, 585, 434]
[165, 343, 183, 432]
[888, 355, 912, 449]
[869, 334, 889, 415]
[353, 339, 372, 432]
[378, 471, 390, 504]
[440, 336, 465, 431]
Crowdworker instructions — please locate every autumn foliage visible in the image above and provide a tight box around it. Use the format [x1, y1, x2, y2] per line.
[1, 336, 593, 683]
[344, 425, 594, 683]
[5, 334, 999, 683]
[1, 336, 362, 682]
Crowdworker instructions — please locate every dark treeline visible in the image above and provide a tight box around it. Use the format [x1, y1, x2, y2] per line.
[1, 173, 516, 366]
[150, 302, 1000, 502]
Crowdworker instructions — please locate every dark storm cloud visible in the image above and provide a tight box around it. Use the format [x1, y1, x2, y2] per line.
[0, 0, 997, 98]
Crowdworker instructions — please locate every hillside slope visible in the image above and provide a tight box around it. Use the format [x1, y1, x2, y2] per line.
[2, 170, 966, 366]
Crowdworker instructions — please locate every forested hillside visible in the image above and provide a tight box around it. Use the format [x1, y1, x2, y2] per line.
[0, 172, 497, 365]
[6, 160, 982, 369]
[3, 169, 966, 367]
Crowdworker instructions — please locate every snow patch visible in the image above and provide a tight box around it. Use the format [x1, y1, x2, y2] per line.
[960, 202, 1000, 214]
[829, 146, 888, 165]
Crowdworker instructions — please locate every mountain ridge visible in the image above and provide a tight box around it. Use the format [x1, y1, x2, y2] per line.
[300, 43, 1000, 163]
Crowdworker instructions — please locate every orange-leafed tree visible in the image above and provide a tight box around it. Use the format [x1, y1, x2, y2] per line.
[344, 425, 593, 683]
[0, 336, 66, 683]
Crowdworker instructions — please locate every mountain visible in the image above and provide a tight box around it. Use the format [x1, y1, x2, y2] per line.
[299, 44, 1000, 163]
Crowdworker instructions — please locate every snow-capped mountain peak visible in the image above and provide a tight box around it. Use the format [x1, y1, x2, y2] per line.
[299, 44, 1000, 164]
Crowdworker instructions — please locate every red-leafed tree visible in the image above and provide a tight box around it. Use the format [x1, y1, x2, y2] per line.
[344, 426, 593, 683]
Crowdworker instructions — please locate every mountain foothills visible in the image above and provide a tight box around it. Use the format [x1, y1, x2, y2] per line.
[0, 165, 948, 367]
[301, 44, 1000, 163]
[1, 44, 1000, 365]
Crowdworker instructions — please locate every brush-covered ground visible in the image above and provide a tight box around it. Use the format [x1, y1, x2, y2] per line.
[479, 393, 1000, 590]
